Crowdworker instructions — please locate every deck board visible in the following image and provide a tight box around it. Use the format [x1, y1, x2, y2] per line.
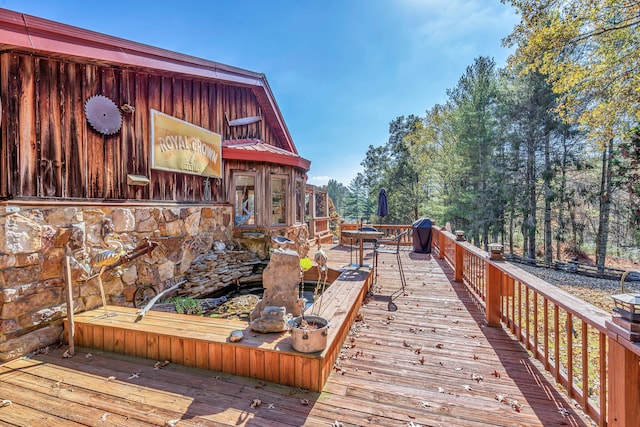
[0, 244, 594, 426]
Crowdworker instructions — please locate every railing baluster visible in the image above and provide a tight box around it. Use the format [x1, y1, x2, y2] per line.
[581, 320, 588, 411]
[598, 332, 606, 427]
[524, 288, 531, 350]
[554, 304, 560, 382]
[510, 280, 516, 334]
[533, 291, 539, 356]
[567, 311, 574, 398]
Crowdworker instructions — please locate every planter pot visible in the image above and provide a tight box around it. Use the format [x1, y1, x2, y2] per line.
[289, 315, 329, 353]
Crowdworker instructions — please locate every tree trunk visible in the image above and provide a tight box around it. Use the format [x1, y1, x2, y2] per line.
[556, 131, 569, 261]
[526, 134, 537, 259]
[543, 132, 553, 263]
[508, 207, 514, 254]
[595, 139, 614, 268]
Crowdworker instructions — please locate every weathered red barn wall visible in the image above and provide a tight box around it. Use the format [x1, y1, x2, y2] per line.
[0, 51, 282, 202]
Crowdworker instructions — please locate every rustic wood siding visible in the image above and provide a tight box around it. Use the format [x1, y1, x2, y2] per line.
[0, 51, 287, 202]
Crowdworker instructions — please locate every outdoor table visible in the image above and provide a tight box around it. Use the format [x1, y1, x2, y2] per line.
[341, 229, 384, 267]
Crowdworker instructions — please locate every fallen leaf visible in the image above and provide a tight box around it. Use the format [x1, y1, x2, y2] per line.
[437, 387, 445, 393]
[86, 353, 93, 359]
[492, 370, 501, 378]
[511, 400, 521, 412]
[154, 360, 171, 370]
[419, 356, 425, 365]
[495, 394, 505, 403]
[254, 382, 266, 389]
[0, 400, 11, 407]
[250, 398, 261, 408]
[300, 398, 310, 406]
[558, 408, 569, 416]
[62, 349, 73, 358]
[128, 372, 140, 379]
[435, 343, 444, 349]
[267, 403, 275, 409]
[455, 367, 463, 371]
[165, 420, 179, 427]
[420, 401, 431, 408]
[332, 421, 343, 427]
[471, 373, 483, 382]
[106, 376, 116, 382]
[463, 384, 472, 391]
[101, 413, 111, 422]
[402, 340, 412, 348]
[473, 354, 479, 360]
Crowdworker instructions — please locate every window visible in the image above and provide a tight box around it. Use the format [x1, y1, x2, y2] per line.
[271, 176, 287, 225]
[295, 179, 305, 223]
[234, 174, 255, 226]
[315, 190, 327, 218]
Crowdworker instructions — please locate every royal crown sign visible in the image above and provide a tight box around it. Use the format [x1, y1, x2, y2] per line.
[151, 109, 222, 178]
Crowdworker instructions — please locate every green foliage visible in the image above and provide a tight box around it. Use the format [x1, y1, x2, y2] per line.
[171, 297, 203, 316]
[327, 179, 349, 217]
[503, 0, 640, 144]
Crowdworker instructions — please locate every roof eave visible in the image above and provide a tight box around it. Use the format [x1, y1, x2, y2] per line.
[222, 147, 310, 171]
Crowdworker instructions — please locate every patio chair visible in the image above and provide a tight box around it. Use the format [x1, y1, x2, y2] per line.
[373, 230, 409, 291]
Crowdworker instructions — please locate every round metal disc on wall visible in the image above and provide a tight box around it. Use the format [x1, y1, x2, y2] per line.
[84, 95, 122, 135]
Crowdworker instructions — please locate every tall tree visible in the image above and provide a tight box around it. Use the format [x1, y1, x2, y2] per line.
[503, 0, 640, 266]
[446, 56, 500, 247]
[343, 173, 373, 223]
[386, 115, 424, 223]
[327, 179, 349, 217]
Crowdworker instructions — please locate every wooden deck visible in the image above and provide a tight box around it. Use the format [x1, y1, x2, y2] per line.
[0, 244, 594, 426]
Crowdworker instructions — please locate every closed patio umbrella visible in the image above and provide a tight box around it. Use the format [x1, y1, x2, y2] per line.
[377, 188, 388, 218]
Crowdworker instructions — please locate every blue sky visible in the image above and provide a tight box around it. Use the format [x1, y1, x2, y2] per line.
[2, 1, 519, 186]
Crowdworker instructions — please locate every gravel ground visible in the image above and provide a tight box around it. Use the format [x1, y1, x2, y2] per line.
[510, 262, 640, 312]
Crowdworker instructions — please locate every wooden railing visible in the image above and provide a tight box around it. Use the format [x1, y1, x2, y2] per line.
[309, 217, 332, 244]
[431, 226, 640, 427]
[339, 223, 412, 245]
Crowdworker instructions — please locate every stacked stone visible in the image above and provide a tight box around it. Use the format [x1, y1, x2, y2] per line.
[178, 250, 265, 298]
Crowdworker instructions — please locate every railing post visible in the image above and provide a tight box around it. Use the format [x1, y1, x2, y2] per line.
[485, 261, 502, 327]
[607, 332, 640, 426]
[454, 241, 463, 282]
[438, 229, 445, 260]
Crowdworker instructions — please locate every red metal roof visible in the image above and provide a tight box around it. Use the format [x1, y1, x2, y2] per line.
[0, 8, 299, 156]
[222, 139, 311, 171]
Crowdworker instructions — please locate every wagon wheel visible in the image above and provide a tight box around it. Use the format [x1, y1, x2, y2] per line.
[133, 285, 158, 309]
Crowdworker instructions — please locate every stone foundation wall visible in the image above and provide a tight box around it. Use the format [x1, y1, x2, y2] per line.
[0, 204, 234, 361]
